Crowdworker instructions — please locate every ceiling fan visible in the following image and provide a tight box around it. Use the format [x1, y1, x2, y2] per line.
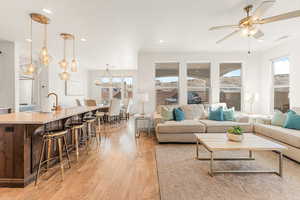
[209, 0, 300, 44]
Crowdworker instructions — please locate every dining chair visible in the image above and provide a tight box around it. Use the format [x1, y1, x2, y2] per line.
[84, 99, 97, 106]
[108, 99, 121, 125]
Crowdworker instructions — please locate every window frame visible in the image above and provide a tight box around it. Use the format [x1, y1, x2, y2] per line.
[219, 62, 244, 111]
[154, 61, 180, 106]
[271, 56, 290, 113]
[186, 62, 212, 104]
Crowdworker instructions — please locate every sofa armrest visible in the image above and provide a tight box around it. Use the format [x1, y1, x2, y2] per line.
[153, 113, 165, 127]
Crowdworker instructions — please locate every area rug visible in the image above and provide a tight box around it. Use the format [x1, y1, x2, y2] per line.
[156, 144, 300, 200]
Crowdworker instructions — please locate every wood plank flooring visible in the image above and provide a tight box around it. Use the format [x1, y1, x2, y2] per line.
[0, 120, 160, 200]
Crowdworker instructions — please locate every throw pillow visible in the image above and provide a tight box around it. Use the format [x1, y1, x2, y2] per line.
[283, 110, 300, 130]
[179, 105, 194, 120]
[208, 107, 224, 121]
[161, 106, 173, 121]
[223, 107, 235, 121]
[271, 110, 287, 127]
[174, 108, 185, 121]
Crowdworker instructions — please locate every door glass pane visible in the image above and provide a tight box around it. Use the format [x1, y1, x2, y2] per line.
[187, 63, 210, 87]
[273, 57, 290, 86]
[101, 88, 110, 104]
[187, 89, 209, 104]
[220, 63, 241, 87]
[220, 88, 241, 111]
[155, 63, 179, 105]
[274, 87, 289, 113]
[156, 88, 178, 105]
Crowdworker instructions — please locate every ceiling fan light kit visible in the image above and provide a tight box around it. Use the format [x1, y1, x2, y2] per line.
[209, 0, 300, 52]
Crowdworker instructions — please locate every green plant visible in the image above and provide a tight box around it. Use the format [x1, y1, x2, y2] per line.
[227, 126, 243, 135]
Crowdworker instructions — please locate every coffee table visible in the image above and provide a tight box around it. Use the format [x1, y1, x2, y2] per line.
[194, 133, 286, 177]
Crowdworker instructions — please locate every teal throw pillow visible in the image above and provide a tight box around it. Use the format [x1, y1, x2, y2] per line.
[174, 108, 185, 121]
[271, 110, 287, 127]
[208, 107, 224, 121]
[223, 107, 235, 121]
[161, 106, 173, 121]
[283, 110, 300, 130]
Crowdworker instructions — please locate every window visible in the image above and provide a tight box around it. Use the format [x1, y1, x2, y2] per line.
[187, 63, 211, 104]
[99, 76, 133, 104]
[272, 57, 290, 113]
[220, 63, 242, 111]
[155, 63, 179, 106]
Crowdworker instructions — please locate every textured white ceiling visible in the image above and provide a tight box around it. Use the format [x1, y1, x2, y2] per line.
[0, 0, 300, 69]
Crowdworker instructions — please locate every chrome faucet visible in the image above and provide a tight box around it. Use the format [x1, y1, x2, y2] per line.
[47, 92, 59, 111]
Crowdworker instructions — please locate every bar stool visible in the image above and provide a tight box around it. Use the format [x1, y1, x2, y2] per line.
[84, 117, 100, 151]
[71, 124, 85, 161]
[35, 130, 71, 186]
[96, 112, 104, 137]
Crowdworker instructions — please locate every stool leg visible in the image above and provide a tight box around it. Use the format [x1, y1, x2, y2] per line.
[63, 135, 71, 169]
[57, 138, 64, 181]
[74, 128, 79, 161]
[46, 138, 52, 171]
[35, 139, 47, 186]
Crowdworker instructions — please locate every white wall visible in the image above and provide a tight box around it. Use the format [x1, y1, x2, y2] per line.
[48, 64, 88, 107]
[137, 51, 262, 114]
[0, 41, 20, 111]
[259, 37, 300, 114]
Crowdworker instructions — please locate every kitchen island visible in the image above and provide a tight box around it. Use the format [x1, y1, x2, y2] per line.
[0, 106, 106, 187]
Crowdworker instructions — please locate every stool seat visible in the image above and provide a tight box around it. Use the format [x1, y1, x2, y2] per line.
[35, 129, 71, 186]
[72, 124, 84, 129]
[45, 130, 68, 138]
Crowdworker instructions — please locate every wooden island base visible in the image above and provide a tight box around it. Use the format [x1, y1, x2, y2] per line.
[0, 106, 105, 187]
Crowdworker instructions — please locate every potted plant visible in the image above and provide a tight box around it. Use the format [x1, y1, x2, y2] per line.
[227, 126, 244, 142]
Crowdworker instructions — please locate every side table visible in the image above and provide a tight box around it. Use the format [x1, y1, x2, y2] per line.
[134, 115, 152, 138]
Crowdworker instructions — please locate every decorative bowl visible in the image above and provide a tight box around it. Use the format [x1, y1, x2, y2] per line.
[227, 133, 244, 142]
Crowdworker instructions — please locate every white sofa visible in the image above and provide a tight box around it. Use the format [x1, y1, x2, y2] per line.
[154, 105, 300, 163]
[154, 104, 252, 143]
[254, 107, 300, 162]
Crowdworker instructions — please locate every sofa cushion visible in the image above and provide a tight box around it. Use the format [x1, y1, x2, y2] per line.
[180, 104, 205, 120]
[174, 108, 185, 121]
[157, 120, 206, 134]
[271, 110, 287, 127]
[283, 110, 300, 130]
[200, 120, 253, 133]
[161, 106, 174, 121]
[208, 107, 224, 121]
[254, 123, 300, 148]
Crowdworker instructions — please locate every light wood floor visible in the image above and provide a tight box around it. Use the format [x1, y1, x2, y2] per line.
[0, 120, 160, 200]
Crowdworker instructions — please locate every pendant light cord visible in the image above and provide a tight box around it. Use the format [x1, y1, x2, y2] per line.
[30, 18, 33, 64]
[64, 38, 66, 59]
[73, 37, 75, 59]
[44, 24, 47, 47]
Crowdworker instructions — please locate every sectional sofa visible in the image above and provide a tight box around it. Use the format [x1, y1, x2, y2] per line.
[154, 104, 300, 163]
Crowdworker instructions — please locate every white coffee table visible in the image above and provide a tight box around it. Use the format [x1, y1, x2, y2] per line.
[194, 133, 287, 177]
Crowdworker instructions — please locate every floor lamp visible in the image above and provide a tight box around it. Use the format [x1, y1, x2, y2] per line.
[139, 92, 149, 116]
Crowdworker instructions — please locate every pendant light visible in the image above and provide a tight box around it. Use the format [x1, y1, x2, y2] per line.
[24, 18, 35, 75]
[25, 13, 51, 75]
[59, 33, 74, 80]
[40, 23, 51, 66]
[71, 36, 78, 72]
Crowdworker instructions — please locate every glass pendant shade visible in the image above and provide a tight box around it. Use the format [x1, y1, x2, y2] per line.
[59, 71, 70, 80]
[71, 59, 78, 72]
[59, 59, 68, 70]
[25, 63, 36, 75]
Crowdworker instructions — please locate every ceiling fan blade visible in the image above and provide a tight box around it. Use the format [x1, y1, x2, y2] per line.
[252, 0, 276, 20]
[216, 29, 241, 44]
[209, 25, 240, 31]
[259, 10, 300, 24]
[253, 29, 264, 39]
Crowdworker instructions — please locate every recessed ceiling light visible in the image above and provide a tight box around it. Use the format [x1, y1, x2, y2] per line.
[159, 40, 164, 43]
[80, 38, 87, 42]
[257, 39, 264, 42]
[25, 38, 32, 42]
[42, 8, 52, 14]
